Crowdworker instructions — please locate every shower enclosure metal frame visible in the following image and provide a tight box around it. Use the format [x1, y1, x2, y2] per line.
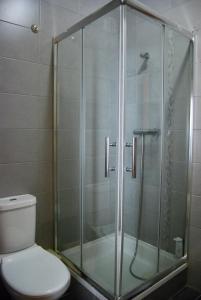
[53, 1, 194, 299]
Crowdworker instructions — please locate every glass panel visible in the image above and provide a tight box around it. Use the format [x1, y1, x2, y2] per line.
[56, 30, 82, 267]
[55, 4, 192, 299]
[122, 6, 163, 295]
[159, 27, 192, 270]
[82, 8, 120, 295]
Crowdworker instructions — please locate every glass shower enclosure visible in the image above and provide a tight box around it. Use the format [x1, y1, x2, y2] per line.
[53, 1, 193, 299]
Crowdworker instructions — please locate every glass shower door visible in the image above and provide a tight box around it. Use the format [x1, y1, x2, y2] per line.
[122, 7, 163, 295]
[82, 8, 120, 295]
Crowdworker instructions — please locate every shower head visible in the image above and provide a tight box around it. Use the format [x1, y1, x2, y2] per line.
[140, 52, 150, 60]
[137, 52, 150, 74]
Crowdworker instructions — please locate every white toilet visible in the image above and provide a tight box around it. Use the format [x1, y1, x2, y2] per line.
[0, 194, 71, 300]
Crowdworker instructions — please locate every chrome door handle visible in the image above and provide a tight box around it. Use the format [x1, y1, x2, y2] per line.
[105, 137, 116, 178]
[126, 136, 137, 178]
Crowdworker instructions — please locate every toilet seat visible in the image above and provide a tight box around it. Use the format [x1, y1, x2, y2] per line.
[1, 245, 70, 299]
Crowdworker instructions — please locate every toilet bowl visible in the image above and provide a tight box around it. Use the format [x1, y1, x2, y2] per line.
[0, 195, 71, 300]
[1, 245, 70, 300]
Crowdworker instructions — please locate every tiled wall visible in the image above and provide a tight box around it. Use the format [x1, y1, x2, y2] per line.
[0, 0, 53, 248]
[138, 0, 201, 292]
[0, 0, 108, 249]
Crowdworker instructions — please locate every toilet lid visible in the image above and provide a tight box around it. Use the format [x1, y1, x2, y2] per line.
[1, 245, 70, 297]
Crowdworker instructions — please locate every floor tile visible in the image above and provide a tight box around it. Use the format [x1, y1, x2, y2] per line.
[172, 286, 200, 300]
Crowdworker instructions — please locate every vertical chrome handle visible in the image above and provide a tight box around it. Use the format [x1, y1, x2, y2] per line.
[105, 137, 110, 177]
[105, 137, 116, 178]
[132, 136, 137, 178]
[126, 136, 137, 178]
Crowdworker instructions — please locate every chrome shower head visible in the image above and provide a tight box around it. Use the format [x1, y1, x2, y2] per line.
[137, 52, 150, 74]
[140, 52, 150, 60]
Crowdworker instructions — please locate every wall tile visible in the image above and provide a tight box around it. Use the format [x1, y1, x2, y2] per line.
[0, 59, 52, 98]
[188, 260, 201, 292]
[171, 0, 192, 8]
[0, 163, 39, 197]
[188, 226, 201, 261]
[0, 21, 39, 62]
[38, 97, 53, 129]
[0, 93, 51, 129]
[85, 183, 112, 214]
[194, 30, 201, 64]
[0, 93, 38, 129]
[193, 97, 201, 129]
[192, 163, 201, 196]
[194, 63, 201, 97]
[171, 130, 188, 162]
[85, 101, 110, 130]
[40, 0, 80, 36]
[193, 130, 201, 162]
[0, 162, 52, 197]
[39, 31, 53, 65]
[84, 156, 107, 185]
[78, 0, 111, 17]
[137, 0, 172, 13]
[43, 0, 79, 13]
[141, 211, 159, 245]
[58, 188, 80, 218]
[0, 0, 39, 27]
[36, 192, 53, 226]
[0, 129, 52, 164]
[0, 58, 40, 95]
[38, 129, 52, 161]
[190, 195, 201, 228]
[0, 129, 39, 163]
[59, 68, 80, 100]
[58, 99, 80, 130]
[36, 220, 53, 248]
[164, 0, 201, 31]
[38, 162, 52, 193]
[57, 129, 79, 160]
[58, 159, 80, 190]
[40, 64, 52, 96]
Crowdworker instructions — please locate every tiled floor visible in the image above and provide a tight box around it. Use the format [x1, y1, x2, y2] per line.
[170, 287, 201, 300]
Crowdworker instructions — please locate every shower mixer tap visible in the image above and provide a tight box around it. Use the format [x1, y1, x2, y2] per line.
[125, 128, 160, 178]
[133, 128, 160, 136]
